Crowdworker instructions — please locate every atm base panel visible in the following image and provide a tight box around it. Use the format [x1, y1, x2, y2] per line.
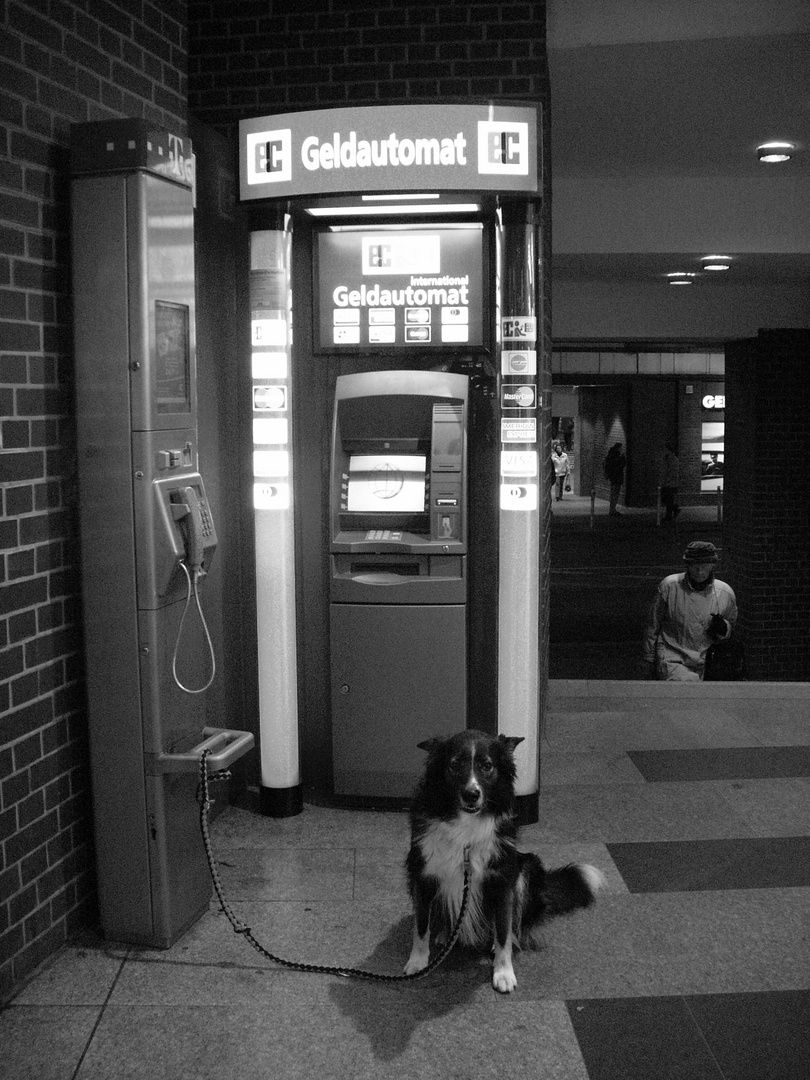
[330, 602, 467, 797]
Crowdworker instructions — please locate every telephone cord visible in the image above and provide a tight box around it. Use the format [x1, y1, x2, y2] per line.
[172, 562, 216, 694]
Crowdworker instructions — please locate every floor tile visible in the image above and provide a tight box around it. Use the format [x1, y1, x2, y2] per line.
[684, 989, 810, 1080]
[0, 1005, 100, 1080]
[531, 781, 755, 842]
[544, 708, 757, 752]
[541, 749, 647, 785]
[727, 700, 810, 746]
[129, 897, 415, 977]
[11, 937, 126, 1006]
[211, 804, 409, 849]
[74, 997, 590, 1079]
[511, 890, 809, 999]
[607, 836, 810, 892]
[566, 996, 724, 1080]
[209, 844, 355, 902]
[708, 777, 810, 836]
[353, 846, 407, 900]
[628, 746, 810, 781]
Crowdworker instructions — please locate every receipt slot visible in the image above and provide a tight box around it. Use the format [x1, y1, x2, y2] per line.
[329, 370, 468, 796]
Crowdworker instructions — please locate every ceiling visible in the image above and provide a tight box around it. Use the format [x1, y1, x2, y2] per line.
[547, 1, 810, 296]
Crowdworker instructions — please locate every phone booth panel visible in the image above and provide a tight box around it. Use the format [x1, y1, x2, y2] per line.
[71, 120, 253, 947]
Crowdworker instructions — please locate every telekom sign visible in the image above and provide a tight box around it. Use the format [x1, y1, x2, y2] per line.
[239, 103, 540, 200]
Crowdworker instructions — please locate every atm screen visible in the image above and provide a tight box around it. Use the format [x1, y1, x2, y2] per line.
[346, 454, 427, 513]
[316, 223, 485, 351]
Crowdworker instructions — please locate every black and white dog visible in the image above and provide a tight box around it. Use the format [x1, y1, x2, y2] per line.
[404, 730, 604, 993]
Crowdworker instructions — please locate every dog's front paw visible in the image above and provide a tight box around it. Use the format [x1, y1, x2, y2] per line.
[492, 965, 517, 994]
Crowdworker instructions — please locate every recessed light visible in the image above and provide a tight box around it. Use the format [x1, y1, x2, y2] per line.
[305, 202, 480, 216]
[666, 272, 697, 278]
[703, 263, 730, 271]
[669, 279, 692, 286]
[757, 142, 795, 163]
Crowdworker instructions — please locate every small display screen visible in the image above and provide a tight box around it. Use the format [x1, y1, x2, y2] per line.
[155, 300, 190, 413]
[346, 454, 427, 513]
[317, 224, 485, 350]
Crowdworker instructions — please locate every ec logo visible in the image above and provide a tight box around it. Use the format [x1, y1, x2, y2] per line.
[477, 122, 529, 175]
[246, 129, 292, 185]
[367, 244, 393, 268]
[488, 131, 521, 165]
[256, 139, 285, 173]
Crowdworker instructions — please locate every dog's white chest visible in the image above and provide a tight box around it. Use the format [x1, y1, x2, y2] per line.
[416, 815, 502, 945]
[418, 815, 499, 885]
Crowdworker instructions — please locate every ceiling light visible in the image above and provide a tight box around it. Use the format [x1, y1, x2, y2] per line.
[305, 202, 480, 216]
[701, 256, 731, 271]
[669, 279, 692, 286]
[703, 263, 730, 271]
[666, 272, 697, 278]
[757, 142, 795, 163]
[361, 193, 440, 201]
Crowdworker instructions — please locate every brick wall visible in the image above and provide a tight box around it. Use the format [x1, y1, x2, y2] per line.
[189, 0, 545, 125]
[724, 331, 810, 681]
[1, 0, 188, 1000]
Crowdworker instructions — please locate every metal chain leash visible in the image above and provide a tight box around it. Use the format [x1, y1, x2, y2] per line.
[197, 748, 471, 982]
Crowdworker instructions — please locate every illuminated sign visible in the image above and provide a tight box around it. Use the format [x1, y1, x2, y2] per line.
[240, 104, 539, 200]
[702, 394, 726, 409]
[317, 224, 484, 350]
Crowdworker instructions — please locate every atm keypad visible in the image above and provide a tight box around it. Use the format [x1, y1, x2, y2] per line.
[365, 530, 403, 541]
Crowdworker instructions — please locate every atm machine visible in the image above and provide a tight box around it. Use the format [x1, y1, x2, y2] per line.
[329, 370, 469, 796]
[70, 120, 253, 947]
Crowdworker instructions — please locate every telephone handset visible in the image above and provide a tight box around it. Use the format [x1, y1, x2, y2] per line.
[152, 472, 217, 589]
[171, 485, 207, 576]
[151, 473, 218, 694]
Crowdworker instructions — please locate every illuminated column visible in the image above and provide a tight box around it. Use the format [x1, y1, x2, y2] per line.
[497, 200, 541, 824]
[250, 222, 302, 816]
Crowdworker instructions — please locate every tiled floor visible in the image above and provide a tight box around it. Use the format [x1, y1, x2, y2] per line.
[3, 681, 809, 1079]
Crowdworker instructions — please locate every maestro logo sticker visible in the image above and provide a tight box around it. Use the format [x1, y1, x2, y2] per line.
[500, 483, 538, 511]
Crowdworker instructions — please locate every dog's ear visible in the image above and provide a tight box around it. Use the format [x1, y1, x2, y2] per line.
[417, 736, 445, 753]
[497, 735, 525, 754]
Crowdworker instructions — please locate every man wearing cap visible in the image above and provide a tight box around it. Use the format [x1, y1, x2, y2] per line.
[642, 541, 738, 681]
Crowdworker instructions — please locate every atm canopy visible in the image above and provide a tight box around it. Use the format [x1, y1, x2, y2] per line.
[240, 103, 539, 202]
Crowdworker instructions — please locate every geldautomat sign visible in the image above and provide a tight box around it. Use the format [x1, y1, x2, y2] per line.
[239, 103, 539, 200]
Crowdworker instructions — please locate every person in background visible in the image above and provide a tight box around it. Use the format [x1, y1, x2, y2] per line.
[660, 443, 680, 520]
[642, 540, 737, 681]
[552, 441, 571, 501]
[604, 442, 626, 515]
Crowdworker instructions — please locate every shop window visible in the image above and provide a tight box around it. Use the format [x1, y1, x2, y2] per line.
[701, 421, 724, 491]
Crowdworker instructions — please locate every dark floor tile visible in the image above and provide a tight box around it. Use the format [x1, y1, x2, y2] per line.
[566, 997, 723, 1080]
[628, 747, 810, 782]
[607, 836, 810, 892]
[685, 990, 810, 1080]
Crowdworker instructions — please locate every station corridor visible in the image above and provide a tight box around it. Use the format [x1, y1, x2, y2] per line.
[3, 680, 808, 1079]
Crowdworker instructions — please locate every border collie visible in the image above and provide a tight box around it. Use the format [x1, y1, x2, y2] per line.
[404, 730, 604, 993]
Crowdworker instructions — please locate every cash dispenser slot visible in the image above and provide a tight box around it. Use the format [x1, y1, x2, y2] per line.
[331, 552, 465, 603]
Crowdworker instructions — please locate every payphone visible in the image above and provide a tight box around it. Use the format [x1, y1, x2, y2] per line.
[329, 370, 469, 796]
[71, 120, 253, 947]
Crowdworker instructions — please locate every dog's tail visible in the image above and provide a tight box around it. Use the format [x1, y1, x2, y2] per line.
[517, 857, 605, 942]
[541, 862, 605, 917]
